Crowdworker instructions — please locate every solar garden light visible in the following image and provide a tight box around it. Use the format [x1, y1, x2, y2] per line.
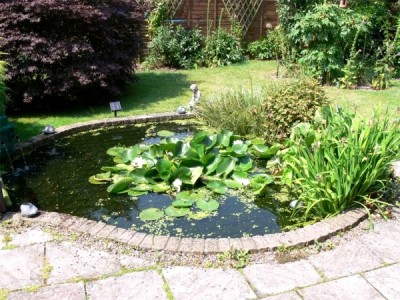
[42, 125, 55, 135]
[110, 101, 122, 117]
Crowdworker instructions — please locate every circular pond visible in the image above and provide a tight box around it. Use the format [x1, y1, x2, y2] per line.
[3, 121, 293, 238]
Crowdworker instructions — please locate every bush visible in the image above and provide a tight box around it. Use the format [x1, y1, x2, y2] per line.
[197, 87, 265, 136]
[246, 27, 286, 60]
[144, 25, 203, 69]
[0, 0, 145, 110]
[0, 57, 7, 114]
[203, 29, 244, 67]
[263, 78, 329, 144]
[281, 106, 400, 220]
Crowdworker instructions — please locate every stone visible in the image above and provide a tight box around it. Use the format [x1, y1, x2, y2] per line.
[139, 234, 156, 249]
[116, 230, 136, 244]
[229, 238, 243, 250]
[120, 255, 156, 269]
[127, 232, 147, 247]
[392, 161, 400, 179]
[95, 224, 117, 239]
[46, 242, 120, 284]
[261, 291, 302, 300]
[240, 237, 256, 252]
[87, 221, 107, 236]
[106, 228, 128, 241]
[163, 267, 256, 300]
[363, 263, 400, 299]
[12, 229, 53, 247]
[218, 238, 230, 252]
[20, 202, 39, 218]
[299, 275, 384, 300]
[74, 219, 98, 234]
[164, 236, 181, 253]
[243, 260, 321, 297]
[191, 238, 205, 254]
[308, 239, 383, 279]
[87, 271, 167, 300]
[204, 239, 219, 254]
[178, 238, 193, 253]
[0, 244, 44, 289]
[252, 235, 280, 251]
[8, 282, 85, 300]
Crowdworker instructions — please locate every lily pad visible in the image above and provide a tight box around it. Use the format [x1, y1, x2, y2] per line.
[196, 199, 219, 212]
[207, 180, 227, 194]
[139, 208, 164, 221]
[107, 177, 134, 194]
[88, 176, 108, 185]
[172, 199, 194, 208]
[157, 130, 175, 137]
[127, 190, 148, 197]
[188, 211, 211, 220]
[165, 206, 191, 217]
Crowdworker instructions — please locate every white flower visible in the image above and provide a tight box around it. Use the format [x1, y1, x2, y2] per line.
[236, 178, 250, 186]
[131, 157, 147, 168]
[172, 179, 183, 192]
[233, 140, 244, 145]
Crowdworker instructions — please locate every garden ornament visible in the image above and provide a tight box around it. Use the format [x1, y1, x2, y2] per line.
[177, 106, 186, 114]
[188, 84, 201, 111]
[42, 125, 55, 135]
[20, 202, 39, 217]
[289, 199, 304, 209]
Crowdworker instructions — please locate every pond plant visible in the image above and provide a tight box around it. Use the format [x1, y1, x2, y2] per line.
[90, 130, 281, 222]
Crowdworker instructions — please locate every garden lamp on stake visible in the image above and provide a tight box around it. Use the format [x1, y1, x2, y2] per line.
[110, 101, 122, 117]
[340, 0, 348, 8]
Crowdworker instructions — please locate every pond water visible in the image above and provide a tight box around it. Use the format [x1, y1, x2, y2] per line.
[3, 121, 293, 238]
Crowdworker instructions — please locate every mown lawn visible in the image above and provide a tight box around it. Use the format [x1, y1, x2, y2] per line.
[9, 60, 400, 141]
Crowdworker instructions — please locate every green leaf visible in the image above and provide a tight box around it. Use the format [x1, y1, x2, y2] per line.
[139, 208, 164, 221]
[156, 158, 172, 180]
[237, 156, 253, 172]
[196, 199, 220, 212]
[207, 180, 228, 194]
[130, 184, 153, 192]
[187, 211, 211, 220]
[251, 174, 274, 195]
[127, 190, 148, 197]
[172, 199, 194, 208]
[216, 130, 233, 147]
[173, 141, 190, 157]
[165, 206, 191, 217]
[216, 157, 236, 177]
[153, 182, 170, 193]
[94, 172, 111, 180]
[89, 176, 108, 185]
[224, 179, 242, 189]
[106, 147, 126, 157]
[189, 166, 203, 184]
[157, 130, 175, 137]
[107, 177, 134, 194]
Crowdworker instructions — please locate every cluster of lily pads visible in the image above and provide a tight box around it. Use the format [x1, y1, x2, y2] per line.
[89, 130, 280, 221]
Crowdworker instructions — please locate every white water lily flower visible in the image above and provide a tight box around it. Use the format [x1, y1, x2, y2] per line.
[236, 178, 250, 186]
[131, 157, 147, 168]
[172, 179, 183, 192]
[233, 140, 244, 145]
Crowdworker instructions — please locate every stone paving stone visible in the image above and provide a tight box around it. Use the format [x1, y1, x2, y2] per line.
[308, 239, 384, 279]
[74, 219, 98, 234]
[106, 228, 128, 241]
[363, 263, 400, 300]
[243, 260, 321, 297]
[229, 238, 243, 250]
[178, 238, 193, 252]
[87, 221, 107, 236]
[0, 244, 44, 290]
[120, 254, 156, 269]
[116, 230, 136, 244]
[11, 229, 53, 247]
[68, 218, 88, 232]
[163, 267, 256, 300]
[8, 282, 85, 300]
[164, 236, 181, 252]
[261, 291, 302, 300]
[218, 238, 230, 252]
[34, 212, 69, 227]
[95, 224, 117, 239]
[152, 235, 170, 251]
[127, 232, 147, 247]
[204, 238, 219, 254]
[357, 228, 400, 263]
[87, 271, 167, 300]
[240, 237, 256, 252]
[252, 235, 280, 251]
[191, 238, 205, 254]
[139, 234, 156, 249]
[46, 242, 121, 284]
[298, 275, 384, 300]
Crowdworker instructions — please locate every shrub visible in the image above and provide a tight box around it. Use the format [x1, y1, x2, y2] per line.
[144, 25, 203, 69]
[246, 27, 286, 60]
[197, 87, 265, 136]
[0, 0, 145, 110]
[263, 78, 329, 144]
[203, 29, 244, 67]
[0, 57, 7, 114]
[281, 106, 400, 220]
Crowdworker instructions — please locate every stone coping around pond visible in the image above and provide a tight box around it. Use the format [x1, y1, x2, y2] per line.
[15, 112, 195, 155]
[25, 208, 369, 255]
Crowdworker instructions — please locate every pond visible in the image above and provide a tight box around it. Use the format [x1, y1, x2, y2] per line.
[3, 121, 294, 238]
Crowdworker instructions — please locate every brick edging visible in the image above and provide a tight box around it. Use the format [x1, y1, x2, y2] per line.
[12, 112, 370, 254]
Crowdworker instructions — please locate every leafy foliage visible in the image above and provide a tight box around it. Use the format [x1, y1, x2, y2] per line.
[246, 26, 286, 60]
[0, 0, 145, 110]
[144, 25, 204, 69]
[90, 130, 279, 221]
[0, 56, 7, 114]
[280, 106, 400, 220]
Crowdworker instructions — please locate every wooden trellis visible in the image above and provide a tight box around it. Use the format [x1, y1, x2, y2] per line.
[165, 0, 184, 16]
[222, 0, 264, 34]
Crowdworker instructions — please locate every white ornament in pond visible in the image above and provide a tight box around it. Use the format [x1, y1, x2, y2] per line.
[188, 84, 201, 111]
[289, 199, 304, 209]
[172, 179, 182, 193]
[177, 106, 186, 114]
[20, 202, 39, 217]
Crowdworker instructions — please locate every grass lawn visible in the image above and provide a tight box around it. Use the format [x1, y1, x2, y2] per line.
[9, 60, 400, 141]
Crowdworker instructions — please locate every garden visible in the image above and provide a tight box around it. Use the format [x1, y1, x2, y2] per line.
[0, 0, 399, 239]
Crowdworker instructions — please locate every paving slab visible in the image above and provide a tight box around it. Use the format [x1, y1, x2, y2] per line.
[260, 291, 302, 300]
[119, 254, 156, 269]
[357, 228, 400, 263]
[162, 266, 256, 300]
[86, 271, 167, 300]
[46, 242, 121, 284]
[308, 239, 383, 279]
[243, 260, 321, 297]
[8, 282, 85, 300]
[0, 244, 44, 290]
[363, 263, 400, 300]
[11, 229, 53, 247]
[298, 275, 384, 300]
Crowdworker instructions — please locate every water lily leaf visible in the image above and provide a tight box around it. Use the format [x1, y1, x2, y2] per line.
[129, 169, 149, 184]
[165, 206, 190, 217]
[172, 167, 192, 184]
[157, 130, 175, 137]
[187, 211, 211, 220]
[196, 199, 219, 212]
[251, 174, 274, 195]
[127, 189, 148, 197]
[215, 157, 236, 177]
[237, 156, 253, 172]
[205, 156, 222, 175]
[106, 147, 126, 157]
[224, 179, 242, 189]
[156, 159, 172, 180]
[89, 176, 108, 185]
[149, 145, 165, 158]
[207, 180, 227, 194]
[153, 182, 170, 193]
[251, 144, 282, 159]
[101, 165, 129, 172]
[131, 184, 154, 192]
[172, 199, 194, 208]
[107, 177, 134, 193]
[121, 147, 141, 163]
[216, 130, 233, 147]
[189, 166, 203, 184]
[139, 208, 164, 221]
[173, 141, 190, 157]
[94, 172, 111, 180]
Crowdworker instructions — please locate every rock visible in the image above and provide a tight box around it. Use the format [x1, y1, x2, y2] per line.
[20, 202, 39, 217]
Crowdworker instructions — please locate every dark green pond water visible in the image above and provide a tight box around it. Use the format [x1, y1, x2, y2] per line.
[3, 121, 293, 238]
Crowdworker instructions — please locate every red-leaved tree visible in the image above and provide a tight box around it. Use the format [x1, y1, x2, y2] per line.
[0, 0, 145, 110]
